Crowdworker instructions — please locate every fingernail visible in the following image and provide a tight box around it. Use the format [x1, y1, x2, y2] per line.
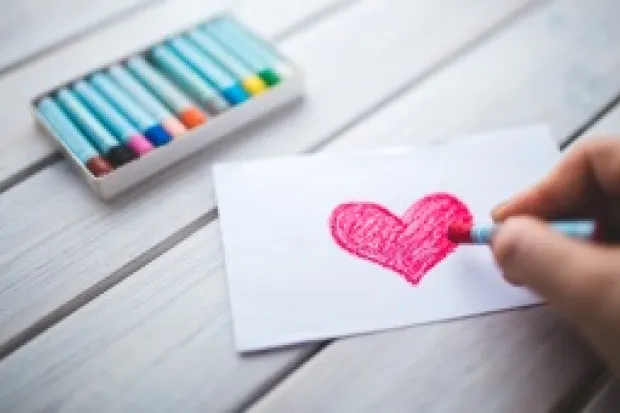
[491, 201, 509, 221]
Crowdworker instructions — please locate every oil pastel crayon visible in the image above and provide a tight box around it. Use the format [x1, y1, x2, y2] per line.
[209, 17, 292, 78]
[90, 72, 173, 147]
[126, 56, 207, 129]
[149, 45, 229, 114]
[167, 36, 249, 105]
[72, 80, 153, 156]
[447, 220, 600, 244]
[55, 88, 136, 167]
[202, 22, 280, 87]
[37, 97, 113, 177]
[108, 65, 187, 138]
[187, 28, 267, 96]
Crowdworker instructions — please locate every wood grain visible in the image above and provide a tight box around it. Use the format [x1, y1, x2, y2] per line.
[0, 0, 535, 349]
[0, 0, 161, 73]
[0, 0, 348, 188]
[583, 105, 620, 137]
[2, 0, 620, 411]
[248, 0, 620, 411]
[0, 224, 318, 413]
[327, 0, 620, 153]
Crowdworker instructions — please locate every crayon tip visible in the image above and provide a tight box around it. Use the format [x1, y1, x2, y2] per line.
[447, 223, 472, 244]
[144, 124, 173, 146]
[241, 75, 267, 95]
[107, 145, 137, 166]
[86, 156, 114, 177]
[178, 107, 207, 129]
[161, 117, 187, 138]
[258, 69, 281, 87]
[127, 134, 154, 155]
[222, 84, 250, 105]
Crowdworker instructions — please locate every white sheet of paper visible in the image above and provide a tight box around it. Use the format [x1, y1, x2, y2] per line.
[213, 125, 561, 352]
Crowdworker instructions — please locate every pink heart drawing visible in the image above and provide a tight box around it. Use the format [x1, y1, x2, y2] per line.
[329, 192, 473, 285]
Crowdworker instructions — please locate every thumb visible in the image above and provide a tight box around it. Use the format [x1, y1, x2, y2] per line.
[491, 216, 617, 320]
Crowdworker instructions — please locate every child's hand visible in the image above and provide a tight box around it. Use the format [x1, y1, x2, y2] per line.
[490, 137, 620, 374]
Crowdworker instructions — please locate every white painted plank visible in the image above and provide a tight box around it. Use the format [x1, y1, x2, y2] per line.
[584, 106, 620, 137]
[1, 1, 619, 411]
[248, 0, 620, 411]
[326, 0, 620, 153]
[0, 0, 347, 187]
[583, 379, 620, 413]
[0, 0, 535, 347]
[0, 224, 317, 413]
[253, 311, 599, 413]
[0, 0, 159, 73]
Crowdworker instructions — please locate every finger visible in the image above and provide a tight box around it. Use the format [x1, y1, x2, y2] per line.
[491, 216, 620, 324]
[492, 137, 620, 222]
[492, 216, 620, 373]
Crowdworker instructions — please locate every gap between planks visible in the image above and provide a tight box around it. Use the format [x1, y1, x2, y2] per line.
[245, 100, 620, 413]
[0, 0, 362, 195]
[303, 0, 546, 154]
[242, 0, 620, 409]
[2, 0, 620, 410]
[235, 342, 331, 413]
[0, 0, 363, 357]
[0, 0, 548, 359]
[0, 0, 166, 76]
[562, 91, 620, 148]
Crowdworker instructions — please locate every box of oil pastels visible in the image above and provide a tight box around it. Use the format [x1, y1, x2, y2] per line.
[31, 14, 303, 200]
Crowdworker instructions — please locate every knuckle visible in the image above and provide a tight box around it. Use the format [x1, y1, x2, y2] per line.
[492, 217, 531, 267]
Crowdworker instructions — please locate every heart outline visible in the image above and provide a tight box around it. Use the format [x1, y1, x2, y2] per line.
[329, 192, 473, 285]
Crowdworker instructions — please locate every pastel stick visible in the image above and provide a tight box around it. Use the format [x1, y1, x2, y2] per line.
[55, 88, 135, 166]
[126, 56, 207, 129]
[202, 22, 280, 86]
[167, 36, 249, 105]
[90, 72, 173, 147]
[108, 64, 187, 137]
[37, 97, 113, 177]
[72, 80, 153, 156]
[209, 17, 292, 78]
[187, 28, 267, 96]
[149, 45, 230, 114]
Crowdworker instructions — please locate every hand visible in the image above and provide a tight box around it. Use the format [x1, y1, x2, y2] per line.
[490, 136, 620, 374]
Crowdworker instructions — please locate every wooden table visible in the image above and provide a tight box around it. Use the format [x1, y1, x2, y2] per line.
[1, 0, 619, 411]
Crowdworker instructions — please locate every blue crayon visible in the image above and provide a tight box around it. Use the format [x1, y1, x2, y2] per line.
[55, 88, 135, 167]
[90, 72, 172, 147]
[187, 28, 267, 96]
[202, 21, 281, 86]
[72, 80, 154, 156]
[448, 220, 600, 244]
[149, 45, 230, 114]
[167, 36, 249, 105]
[126, 56, 207, 129]
[36, 97, 113, 176]
[208, 17, 292, 78]
[108, 65, 187, 138]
